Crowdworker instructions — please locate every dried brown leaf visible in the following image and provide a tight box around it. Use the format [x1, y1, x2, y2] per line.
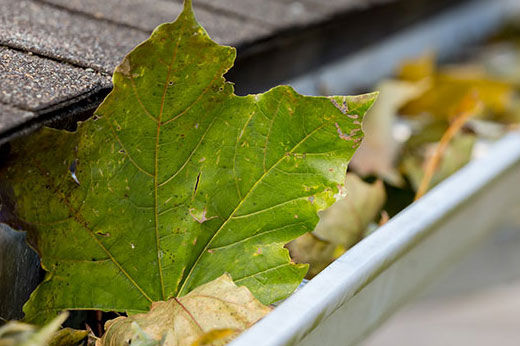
[98, 274, 270, 346]
[288, 174, 386, 278]
[286, 233, 336, 278]
[313, 174, 386, 246]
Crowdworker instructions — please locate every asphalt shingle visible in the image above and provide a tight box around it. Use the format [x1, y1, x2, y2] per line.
[0, 103, 35, 133]
[0, 46, 110, 111]
[0, 0, 148, 73]
[187, 0, 326, 28]
[40, 0, 272, 46]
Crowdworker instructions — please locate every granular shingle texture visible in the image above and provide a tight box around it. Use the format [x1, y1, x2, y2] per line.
[0, 0, 148, 73]
[0, 46, 111, 111]
[40, 0, 271, 45]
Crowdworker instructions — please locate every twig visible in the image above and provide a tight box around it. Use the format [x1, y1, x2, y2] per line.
[96, 310, 103, 336]
[414, 92, 482, 200]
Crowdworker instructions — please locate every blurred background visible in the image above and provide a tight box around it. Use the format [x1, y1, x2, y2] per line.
[363, 209, 520, 346]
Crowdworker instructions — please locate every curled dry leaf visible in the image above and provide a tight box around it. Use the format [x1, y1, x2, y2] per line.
[398, 56, 515, 122]
[400, 74, 514, 120]
[313, 174, 386, 246]
[285, 233, 336, 278]
[98, 274, 270, 346]
[350, 80, 428, 186]
[402, 92, 481, 195]
[413, 93, 481, 199]
[401, 133, 476, 192]
[399, 52, 520, 126]
[288, 174, 386, 277]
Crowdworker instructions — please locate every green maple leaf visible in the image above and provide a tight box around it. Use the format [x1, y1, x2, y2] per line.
[0, 0, 376, 324]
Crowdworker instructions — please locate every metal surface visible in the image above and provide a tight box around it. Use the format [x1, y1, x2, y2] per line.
[233, 133, 520, 345]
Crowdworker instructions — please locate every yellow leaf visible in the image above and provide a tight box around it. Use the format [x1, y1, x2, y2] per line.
[398, 53, 436, 82]
[400, 73, 514, 120]
[191, 329, 238, 346]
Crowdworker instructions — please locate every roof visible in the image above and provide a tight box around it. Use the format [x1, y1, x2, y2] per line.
[0, 0, 461, 145]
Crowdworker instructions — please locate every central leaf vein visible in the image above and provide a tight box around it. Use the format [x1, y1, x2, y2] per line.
[154, 34, 183, 300]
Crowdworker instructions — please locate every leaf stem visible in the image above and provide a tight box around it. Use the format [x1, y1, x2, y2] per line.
[414, 92, 482, 200]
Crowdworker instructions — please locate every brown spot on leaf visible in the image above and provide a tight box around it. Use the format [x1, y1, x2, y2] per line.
[330, 97, 348, 114]
[334, 123, 353, 141]
[95, 231, 111, 237]
[117, 58, 131, 76]
[189, 208, 217, 224]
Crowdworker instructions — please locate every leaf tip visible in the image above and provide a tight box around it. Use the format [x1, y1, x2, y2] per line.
[364, 91, 380, 105]
[183, 0, 193, 13]
[347, 91, 379, 117]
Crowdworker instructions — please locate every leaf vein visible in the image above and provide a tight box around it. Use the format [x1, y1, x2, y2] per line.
[207, 222, 305, 251]
[154, 33, 183, 300]
[128, 73, 159, 123]
[105, 120, 154, 177]
[232, 196, 309, 219]
[232, 110, 256, 199]
[32, 159, 153, 303]
[233, 263, 292, 283]
[157, 117, 217, 188]
[177, 122, 327, 295]
[261, 99, 283, 173]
